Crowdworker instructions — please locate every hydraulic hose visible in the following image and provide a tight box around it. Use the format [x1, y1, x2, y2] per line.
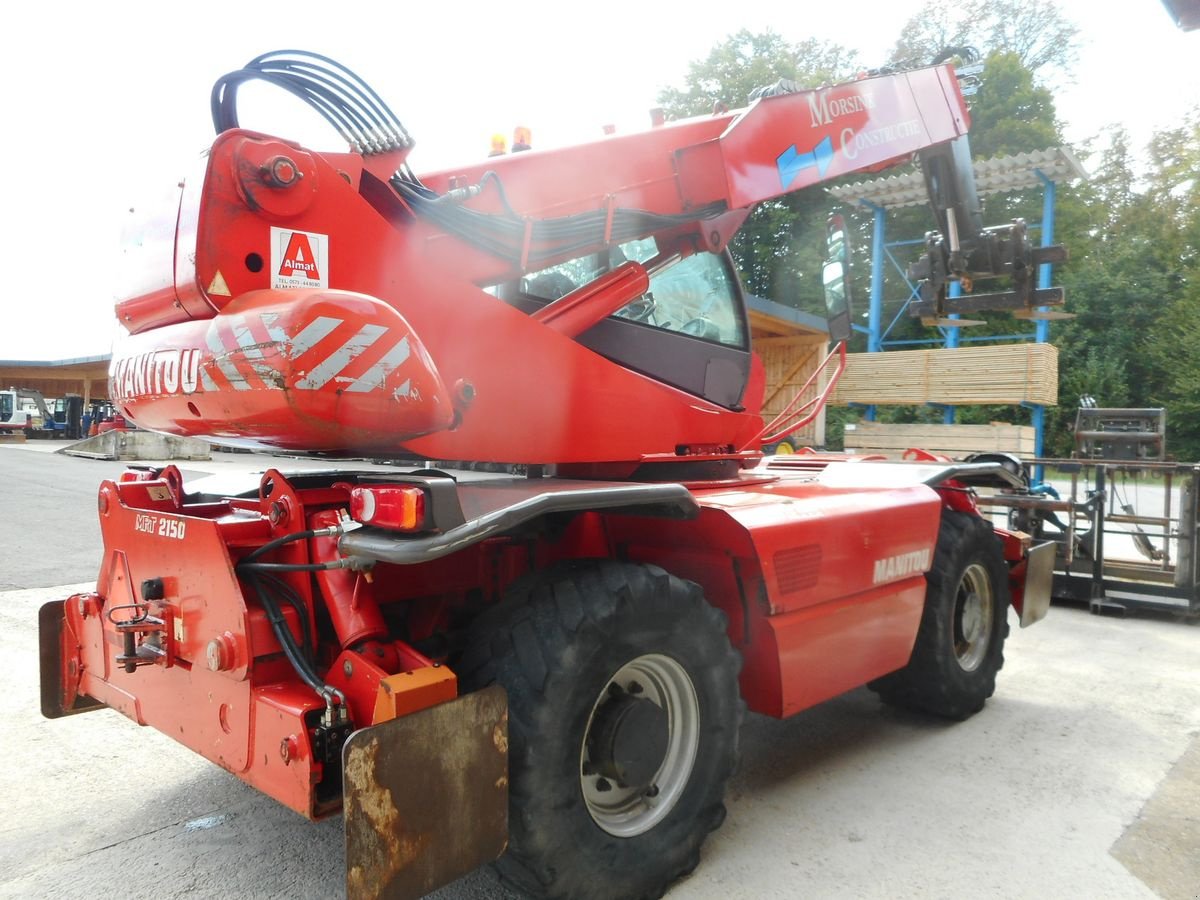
[243, 573, 326, 694]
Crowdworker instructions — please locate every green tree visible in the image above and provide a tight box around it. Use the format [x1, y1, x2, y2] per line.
[1135, 109, 1200, 457]
[890, 0, 1080, 81]
[656, 30, 858, 119]
[963, 52, 1060, 159]
[1041, 106, 1200, 460]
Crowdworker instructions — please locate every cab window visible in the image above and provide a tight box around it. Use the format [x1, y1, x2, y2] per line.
[503, 239, 752, 409]
[521, 239, 746, 349]
[619, 250, 745, 348]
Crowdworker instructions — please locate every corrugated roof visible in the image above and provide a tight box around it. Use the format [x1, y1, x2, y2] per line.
[828, 146, 1088, 210]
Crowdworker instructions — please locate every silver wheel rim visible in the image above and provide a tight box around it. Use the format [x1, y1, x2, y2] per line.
[954, 562, 994, 672]
[580, 653, 700, 837]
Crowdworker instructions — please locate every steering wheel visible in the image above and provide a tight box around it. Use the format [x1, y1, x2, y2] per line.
[619, 293, 656, 323]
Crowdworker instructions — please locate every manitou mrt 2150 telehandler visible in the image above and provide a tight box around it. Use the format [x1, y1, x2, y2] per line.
[40, 50, 1059, 899]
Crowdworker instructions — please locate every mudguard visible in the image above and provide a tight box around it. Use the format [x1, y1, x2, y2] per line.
[343, 685, 508, 900]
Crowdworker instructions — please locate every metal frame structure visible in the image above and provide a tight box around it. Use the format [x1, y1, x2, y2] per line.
[976, 459, 1200, 619]
[829, 147, 1087, 453]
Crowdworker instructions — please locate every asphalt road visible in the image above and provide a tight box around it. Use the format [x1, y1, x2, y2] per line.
[0, 449, 135, 589]
[2, 443, 1198, 899]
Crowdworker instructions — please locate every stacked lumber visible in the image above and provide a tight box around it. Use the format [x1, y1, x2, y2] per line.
[843, 422, 1036, 459]
[831, 343, 1057, 407]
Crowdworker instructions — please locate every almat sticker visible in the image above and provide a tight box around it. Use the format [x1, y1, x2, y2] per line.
[271, 226, 329, 289]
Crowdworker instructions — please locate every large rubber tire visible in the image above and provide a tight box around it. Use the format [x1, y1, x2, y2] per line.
[457, 560, 743, 900]
[869, 509, 1011, 720]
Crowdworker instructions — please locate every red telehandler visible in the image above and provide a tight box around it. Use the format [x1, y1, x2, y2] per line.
[40, 50, 1059, 899]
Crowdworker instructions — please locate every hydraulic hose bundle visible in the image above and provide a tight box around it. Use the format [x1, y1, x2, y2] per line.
[211, 49, 415, 165]
[235, 525, 353, 711]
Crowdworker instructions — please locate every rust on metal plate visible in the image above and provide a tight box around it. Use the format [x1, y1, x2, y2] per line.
[344, 684, 508, 900]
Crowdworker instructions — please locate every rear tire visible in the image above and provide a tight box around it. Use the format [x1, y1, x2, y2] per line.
[458, 560, 742, 900]
[869, 509, 1010, 719]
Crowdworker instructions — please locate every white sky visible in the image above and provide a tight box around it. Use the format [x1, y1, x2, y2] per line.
[2, 0, 1195, 361]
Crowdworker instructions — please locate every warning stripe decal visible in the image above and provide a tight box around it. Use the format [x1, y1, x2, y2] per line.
[230, 316, 279, 383]
[193, 313, 411, 395]
[206, 328, 251, 391]
[288, 316, 342, 357]
[344, 336, 411, 393]
[296, 323, 389, 390]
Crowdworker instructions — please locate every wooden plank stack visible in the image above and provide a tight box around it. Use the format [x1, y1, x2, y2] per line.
[843, 422, 1037, 459]
[830, 344, 1058, 407]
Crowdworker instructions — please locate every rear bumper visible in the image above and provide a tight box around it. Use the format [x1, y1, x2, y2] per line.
[344, 685, 509, 899]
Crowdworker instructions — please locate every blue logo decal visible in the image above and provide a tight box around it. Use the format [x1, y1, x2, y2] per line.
[776, 135, 835, 189]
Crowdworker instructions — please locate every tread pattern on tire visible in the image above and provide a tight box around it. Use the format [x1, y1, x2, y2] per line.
[869, 509, 1011, 720]
[457, 560, 743, 900]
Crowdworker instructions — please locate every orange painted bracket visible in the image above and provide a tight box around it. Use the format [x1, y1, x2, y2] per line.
[372, 666, 458, 724]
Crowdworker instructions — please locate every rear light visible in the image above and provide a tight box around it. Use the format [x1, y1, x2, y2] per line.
[350, 485, 428, 531]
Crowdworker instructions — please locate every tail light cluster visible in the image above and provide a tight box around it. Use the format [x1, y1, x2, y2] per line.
[349, 485, 428, 531]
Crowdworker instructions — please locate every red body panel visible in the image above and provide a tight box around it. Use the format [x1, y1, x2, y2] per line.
[613, 468, 942, 716]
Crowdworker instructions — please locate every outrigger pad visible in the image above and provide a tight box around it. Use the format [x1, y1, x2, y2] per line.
[344, 684, 508, 900]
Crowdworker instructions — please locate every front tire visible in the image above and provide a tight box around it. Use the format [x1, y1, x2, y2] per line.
[870, 509, 1010, 720]
[458, 561, 743, 900]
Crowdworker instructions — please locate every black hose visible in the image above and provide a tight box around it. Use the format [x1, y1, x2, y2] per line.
[244, 572, 328, 696]
[259, 572, 314, 663]
[392, 172, 726, 266]
[211, 52, 724, 267]
[239, 560, 341, 573]
[211, 50, 412, 154]
[241, 528, 319, 564]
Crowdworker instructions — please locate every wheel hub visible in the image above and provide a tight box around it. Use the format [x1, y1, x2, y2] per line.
[954, 563, 994, 672]
[960, 593, 984, 644]
[586, 688, 669, 788]
[580, 653, 700, 838]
